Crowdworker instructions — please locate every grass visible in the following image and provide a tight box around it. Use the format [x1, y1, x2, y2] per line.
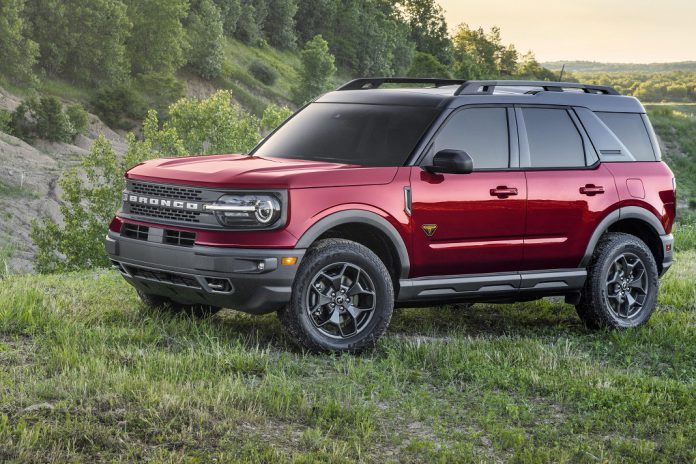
[0, 180, 37, 199]
[1, 251, 694, 463]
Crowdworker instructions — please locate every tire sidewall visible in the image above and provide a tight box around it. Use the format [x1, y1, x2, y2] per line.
[594, 238, 659, 328]
[289, 242, 394, 352]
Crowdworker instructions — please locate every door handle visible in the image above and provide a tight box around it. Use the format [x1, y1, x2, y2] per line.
[579, 184, 605, 196]
[490, 186, 518, 198]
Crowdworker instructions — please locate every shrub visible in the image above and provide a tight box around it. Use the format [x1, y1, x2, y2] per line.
[9, 96, 78, 143]
[0, 108, 11, 133]
[91, 83, 147, 130]
[293, 35, 336, 104]
[249, 60, 278, 86]
[66, 104, 88, 137]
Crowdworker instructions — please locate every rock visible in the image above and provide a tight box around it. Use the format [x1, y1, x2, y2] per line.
[23, 402, 55, 413]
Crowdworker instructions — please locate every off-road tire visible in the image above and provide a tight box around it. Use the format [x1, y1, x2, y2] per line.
[576, 232, 659, 329]
[137, 290, 221, 318]
[278, 239, 394, 353]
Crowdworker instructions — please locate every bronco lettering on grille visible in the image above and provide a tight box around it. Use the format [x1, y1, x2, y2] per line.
[123, 192, 200, 211]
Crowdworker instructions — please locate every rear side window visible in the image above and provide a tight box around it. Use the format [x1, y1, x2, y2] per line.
[522, 108, 586, 167]
[428, 107, 510, 169]
[596, 112, 656, 161]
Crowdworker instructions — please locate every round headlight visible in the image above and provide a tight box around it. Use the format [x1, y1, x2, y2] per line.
[205, 194, 282, 228]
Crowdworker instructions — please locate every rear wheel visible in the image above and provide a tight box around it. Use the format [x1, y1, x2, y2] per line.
[576, 232, 658, 329]
[279, 239, 394, 353]
[137, 290, 221, 318]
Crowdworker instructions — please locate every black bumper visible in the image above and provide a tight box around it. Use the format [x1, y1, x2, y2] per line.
[105, 231, 304, 314]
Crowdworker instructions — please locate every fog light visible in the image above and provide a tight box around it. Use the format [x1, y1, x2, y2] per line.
[281, 257, 298, 266]
[257, 262, 265, 271]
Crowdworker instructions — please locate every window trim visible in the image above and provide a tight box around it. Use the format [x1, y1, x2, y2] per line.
[515, 105, 599, 171]
[415, 104, 517, 171]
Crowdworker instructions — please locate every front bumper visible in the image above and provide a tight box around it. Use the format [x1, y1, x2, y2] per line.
[105, 230, 304, 314]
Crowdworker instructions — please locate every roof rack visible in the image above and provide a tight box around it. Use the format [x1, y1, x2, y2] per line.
[454, 80, 620, 95]
[337, 77, 467, 91]
[335, 77, 620, 96]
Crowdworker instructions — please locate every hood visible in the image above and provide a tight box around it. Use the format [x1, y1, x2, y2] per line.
[126, 154, 399, 189]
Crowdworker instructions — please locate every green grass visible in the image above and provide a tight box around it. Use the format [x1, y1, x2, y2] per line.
[1, 254, 695, 462]
[0, 180, 37, 199]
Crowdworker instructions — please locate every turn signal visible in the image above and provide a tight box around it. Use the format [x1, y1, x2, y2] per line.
[281, 257, 298, 266]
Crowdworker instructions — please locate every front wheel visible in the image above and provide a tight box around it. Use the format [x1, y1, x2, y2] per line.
[576, 232, 659, 329]
[279, 239, 395, 353]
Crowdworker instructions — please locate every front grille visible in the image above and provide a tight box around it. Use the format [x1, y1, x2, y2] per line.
[129, 204, 201, 223]
[127, 266, 201, 289]
[130, 182, 203, 201]
[122, 223, 149, 241]
[164, 229, 196, 247]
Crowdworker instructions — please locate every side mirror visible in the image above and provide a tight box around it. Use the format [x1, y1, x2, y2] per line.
[424, 149, 474, 174]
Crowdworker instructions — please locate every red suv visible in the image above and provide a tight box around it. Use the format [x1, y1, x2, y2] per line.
[106, 78, 676, 352]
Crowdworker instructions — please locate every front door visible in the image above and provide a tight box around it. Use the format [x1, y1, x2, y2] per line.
[409, 106, 526, 277]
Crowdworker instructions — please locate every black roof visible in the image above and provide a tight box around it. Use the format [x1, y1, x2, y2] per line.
[315, 78, 646, 113]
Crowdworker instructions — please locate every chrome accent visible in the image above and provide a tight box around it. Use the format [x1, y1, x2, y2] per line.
[403, 186, 412, 216]
[203, 204, 257, 212]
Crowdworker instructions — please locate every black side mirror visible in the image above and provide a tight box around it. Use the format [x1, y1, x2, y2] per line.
[424, 149, 474, 174]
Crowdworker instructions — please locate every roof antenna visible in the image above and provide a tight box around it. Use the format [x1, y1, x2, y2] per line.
[559, 64, 565, 82]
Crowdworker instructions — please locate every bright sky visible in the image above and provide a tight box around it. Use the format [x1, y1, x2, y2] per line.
[439, 0, 696, 63]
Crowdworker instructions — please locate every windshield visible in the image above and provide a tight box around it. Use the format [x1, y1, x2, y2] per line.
[252, 103, 440, 166]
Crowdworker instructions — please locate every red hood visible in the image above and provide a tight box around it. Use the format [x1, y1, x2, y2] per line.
[126, 154, 398, 189]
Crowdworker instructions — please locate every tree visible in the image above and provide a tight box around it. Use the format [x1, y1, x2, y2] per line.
[408, 51, 450, 78]
[24, 0, 131, 83]
[451, 24, 499, 79]
[294, 0, 337, 44]
[399, 0, 451, 65]
[213, 0, 241, 35]
[186, 0, 225, 79]
[293, 35, 336, 104]
[124, 0, 189, 75]
[0, 0, 39, 82]
[234, 1, 261, 44]
[264, 0, 298, 49]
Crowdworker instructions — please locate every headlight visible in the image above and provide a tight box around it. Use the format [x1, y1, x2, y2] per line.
[204, 193, 283, 228]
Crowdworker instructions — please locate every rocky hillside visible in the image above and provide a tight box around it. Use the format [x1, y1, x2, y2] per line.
[0, 86, 128, 273]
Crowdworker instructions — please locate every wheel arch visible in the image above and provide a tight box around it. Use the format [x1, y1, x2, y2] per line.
[581, 206, 666, 270]
[295, 210, 410, 280]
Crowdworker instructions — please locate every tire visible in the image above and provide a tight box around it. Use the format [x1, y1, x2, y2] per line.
[137, 290, 221, 318]
[278, 239, 395, 353]
[576, 232, 659, 329]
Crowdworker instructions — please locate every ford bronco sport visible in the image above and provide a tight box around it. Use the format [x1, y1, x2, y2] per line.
[106, 78, 676, 353]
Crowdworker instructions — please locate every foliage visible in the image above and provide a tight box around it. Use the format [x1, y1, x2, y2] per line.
[213, 0, 241, 35]
[186, 0, 225, 79]
[0, 108, 11, 133]
[571, 71, 696, 103]
[31, 136, 149, 272]
[135, 72, 185, 119]
[264, 0, 298, 49]
[674, 218, 696, 252]
[293, 35, 336, 104]
[8, 96, 83, 143]
[65, 104, 88, 137]
[124, 0, 189, 75]
[408, 51, 450, 78]
[91, 83, 148, 130]
[260, 103, 292, 133]
[234, 1, 262, 44]
[0, 0, 38, 82]
[25, 0, 131, 84]
[249, 60, 279, 85]
[399, 0, 452, 65]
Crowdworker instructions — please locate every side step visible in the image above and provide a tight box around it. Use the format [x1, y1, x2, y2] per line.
[397, 269, 586, 303]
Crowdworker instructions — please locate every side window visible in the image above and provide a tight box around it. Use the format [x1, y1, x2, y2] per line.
[522, 108, 586, 168]
[428, 107, 510, 169]
[596, 112, 656, 161]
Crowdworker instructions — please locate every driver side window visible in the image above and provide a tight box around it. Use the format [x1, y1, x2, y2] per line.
[426, 107, 510, 169]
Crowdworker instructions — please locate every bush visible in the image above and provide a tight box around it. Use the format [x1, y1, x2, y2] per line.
[66, 104, 88, 137]
[9, 96, 78, 143]
[0, 108, 11, 133]
[249, 60, 278, 86]
[293, 35, 336, 104]
[91, 83, 148, 130]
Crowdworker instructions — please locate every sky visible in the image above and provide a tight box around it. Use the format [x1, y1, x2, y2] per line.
[438, 0, 696, 63]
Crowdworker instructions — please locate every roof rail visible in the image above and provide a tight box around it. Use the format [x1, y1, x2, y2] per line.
[454, 80, 620, 96]
[337, 77, 467, 91]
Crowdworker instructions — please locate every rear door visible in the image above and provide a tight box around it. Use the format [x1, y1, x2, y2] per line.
[409, 106, 527, 277]
[518, 106, 619, 270]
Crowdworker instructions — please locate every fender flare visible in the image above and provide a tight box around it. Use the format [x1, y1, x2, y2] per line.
[295, 210, 411, 278]
[580, 206, 666, 267]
